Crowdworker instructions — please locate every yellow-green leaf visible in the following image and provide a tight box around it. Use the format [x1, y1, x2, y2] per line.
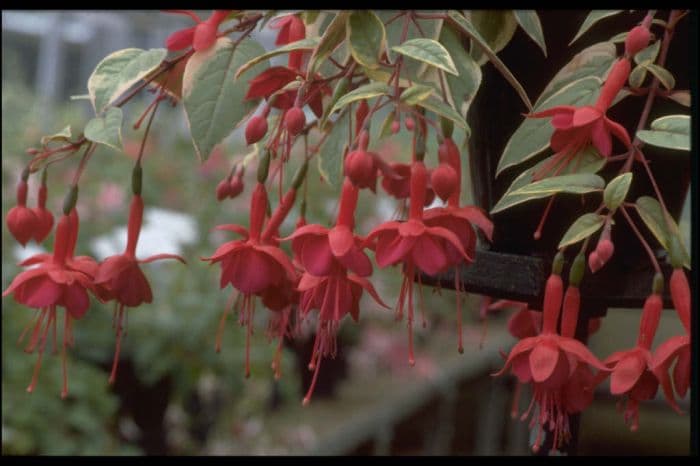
[392, 38, 458, 76]
[439, 23, 482, 117]
[183, 38, 268, 161]
[347, 10, 386, 70]
[41, 126, 72, 146]
[400, 84, 435, 105]
[468, 10, 518, 66]
[88, 48, 167, 113]
[329, 82, 391, 116]
[84, 107, 123, 152]
[513, 10, 547, 57]
[234, 38, 318, 79]
[643, 63, 675, 90]
[603, 172, 632, 211]
[636, 115, 690, 151]
[558, 213, 606, 249]
[569, 10, 624, 45]
[307, 12, 348, 76]
[416, 97, 470, 133]
[317, 109, 350, 187]
[447, 10, 532, 111]
[634, 40, 660, 65]
[510, 173, 605, 196]
[635, 196, 690, 268]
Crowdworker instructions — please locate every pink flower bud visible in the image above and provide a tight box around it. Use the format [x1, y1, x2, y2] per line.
[344, 149, 377, 190]
[216, 179, 231, 201]
[229, 174, 244, 199]
[404, 116, 415, 131]
[430, 163, 458, 201]
[588, 250, 603, 273]
[245, 115, 268, 145]
[6, 180, 39, 246]
[391, 120, 400, 134]
[596, 238, 615, 264]
[625, 25, 651, 57]
[284, 106, 305, 136]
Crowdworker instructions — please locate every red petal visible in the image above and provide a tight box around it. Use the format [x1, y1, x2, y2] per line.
[245, 66, 300, 101]
[339, 247, 372, 277]
[591, 118, 612, 156]
[300, 235, 334, 276]
[139, 253, 186, 264]
[605, 117, 632, 149]
[492, 337, 539, 377]
[558, 337, 608, 371]
[529, 341, 560, 383]
[214, 224, 249, 238]
[572, 106, 602, 127]
[166, 27, 196, 51]
[348, 274, 390, 309]
[329, 226, 355, 258]
[375, 234, 415, 268]
[282, 223, 328, 242]
[673, 347, 690, 397]
[412, 234, 448, 276]
[193, 22, 218, 52]
[451, 206, 494, 242]
[18, 276, 62, 308]
[62, 283, 90, 319]
[610, 353, 644, 395]
[426, 226, 472, 262]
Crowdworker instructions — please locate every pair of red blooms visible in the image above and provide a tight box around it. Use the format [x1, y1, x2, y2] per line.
[4, 170, 184, 397]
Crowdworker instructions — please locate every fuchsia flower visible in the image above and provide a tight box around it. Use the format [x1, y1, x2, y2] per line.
[270, 14, 306, 70]
[6, 176, 39, 246]
[164, 10, 231, 52]
[494, 256, 607, 452]
[652, 268, 691, 413]
[284, 179, 372, 277]
[528, 58, 634, 180]
[204, 182, 297, 377]
[366, 160, 470, 364]
[3, 211, 97, 398]
[423, 137, 493, 352]
[94, 194, 185, 383]
[597, 290, 663, 431]
[289, 177, 388, 404]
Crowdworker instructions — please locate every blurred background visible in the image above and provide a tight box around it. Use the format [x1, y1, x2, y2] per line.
[1, 10, 691, 455]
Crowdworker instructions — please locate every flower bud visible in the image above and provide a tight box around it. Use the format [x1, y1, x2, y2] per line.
[669, 268, 690, 333]
[391, 120, 400, 134]
[596, 238, 615, 264]
[430, 163, 458, 202]
[216, 179, 231, 201]
[588, 250, 603, 273]
[32, 183, 54, 243]
[284, 106, 306, 136]
[245, 115, 268, 145]
[625, 25, 651, 57]
[344, 149, 377, 190]
[404, 116, 415, 131]
[229, 174, 244, 199]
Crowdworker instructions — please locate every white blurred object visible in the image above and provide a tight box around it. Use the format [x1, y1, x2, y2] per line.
[91, 208, 198, 260]
[12, 243, 47, 264]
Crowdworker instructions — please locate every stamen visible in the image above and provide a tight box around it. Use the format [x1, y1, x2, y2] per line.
[533, 195, 556, 240]
[407, 265, 416, 367]
[61, 311, 70, 398]
[24, 308, 48, 353]
[109, 305, 126, 385]
[27, 308, 54, 393]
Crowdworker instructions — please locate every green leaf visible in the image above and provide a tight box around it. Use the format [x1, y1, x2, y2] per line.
[347, 10, 386, 70]
[234, 38, 318, 79]
[378, 111, 396, 139]
[87, 48, 167, 113]
[468, 10, 518, 66]
[400, 84, 435, 105]
[439, 23, 482, 118]
[40, 126, 72, 146]
[643, 63, 675, 90]
[634, 40, 660, 65]
[307, 12, 348, 75]
[416, 97, 470, 133]
[510, 173, 605, 196]
[497, 76, 603, 175]
[317, 110, 350, 187]
[329, 82, 391, 116]
[609, 31, 628, 43]
[558, 213, 606, 249]
[636, 115, 690, 151]
[628, 63, 648, 89]
[635, 196, 690, 268]
[569, 10, 624, 45]
[603, 172, 633, 211]
[491, 146, 606, 214]
[84, 107, 123, 152]
[447, 10, 532, 111]
[183, 38, 268, 161]
[513, 10, 547, 56]
[392, 38, 458, 76]
[536, 42, 616, 107]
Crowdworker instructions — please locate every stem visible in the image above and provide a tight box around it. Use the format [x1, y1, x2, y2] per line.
[70, 143, 96, 187]
[619, 205, 662, 274]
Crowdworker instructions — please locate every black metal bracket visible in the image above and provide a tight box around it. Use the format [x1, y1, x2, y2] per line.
[420, 249, 677, 318]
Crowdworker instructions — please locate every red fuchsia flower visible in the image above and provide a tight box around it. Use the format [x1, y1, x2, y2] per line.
[269, 14, 306, 71]
[528, 58, 633, 180]
[366, 160, 471, 365]
[625, 14, 653, 58]
[652, 268, 691, 413]
[297, 264, 388, 405]
[493, 254, 607, 452]
[3, 212, 96, 398]
[597, 286, 663, 431]
[32, 172, 54, 244]
[6, 175, 39, 246]
[94, 194, 185, 383]
[284, 179, 372, 277]
[164, 10, 231, 52]
[245, 105, 271, 145]
[423, 137, 494, 352]
[203, 181, 297, 377]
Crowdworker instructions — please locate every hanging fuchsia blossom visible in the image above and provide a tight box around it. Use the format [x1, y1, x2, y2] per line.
[367, 160, 470, 365]
[528, 58, 634, 179]
[165, 10, 231, 52]
[94, 194, 185, 383]
[269, 14, 306, 70]
[6, 174, 38, 246]
[3, 212, 97, 397]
